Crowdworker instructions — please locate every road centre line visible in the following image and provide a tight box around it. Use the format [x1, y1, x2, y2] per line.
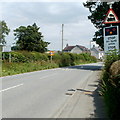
[1, 71, 62, 92]
[39, 73, 57, 80]
[0, 83, 23, 93]
[1, 73, 57, 92]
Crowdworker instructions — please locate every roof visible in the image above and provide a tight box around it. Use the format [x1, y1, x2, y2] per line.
[63, 46, 75, 51]
[76, 45, 89, 51]
[63, 45, 89, 52]
[91, 47, 104, 53]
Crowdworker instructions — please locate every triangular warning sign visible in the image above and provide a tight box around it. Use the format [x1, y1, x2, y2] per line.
[103, 8, 120, 24]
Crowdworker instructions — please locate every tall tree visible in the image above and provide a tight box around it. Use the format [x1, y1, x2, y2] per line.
[0, 20, 10, 44]
[14, 23, 50, 52]
[83, 2, 120, 49]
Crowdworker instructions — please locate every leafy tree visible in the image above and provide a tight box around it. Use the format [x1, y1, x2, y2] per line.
[83, 2, 120, 49]
[11, 45, 20, 51]
[14, 23, 50, 52]
[0, 20, 10, 44]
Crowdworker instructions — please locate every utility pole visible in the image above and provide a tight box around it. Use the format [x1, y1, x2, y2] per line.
[90, 40, 92, 50]
[62, 24, 64, 52]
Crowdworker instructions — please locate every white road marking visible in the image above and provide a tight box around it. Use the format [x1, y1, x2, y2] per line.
[60, 68, 70, 71]
[0, 83, 23, 92]
[39, 73, 57, 80]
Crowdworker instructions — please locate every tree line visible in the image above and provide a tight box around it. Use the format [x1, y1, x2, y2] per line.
[0, 21, 49, 53]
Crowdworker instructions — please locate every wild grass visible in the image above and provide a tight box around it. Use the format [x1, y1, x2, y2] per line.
[2, 61, 58, 76]
[1, 51, 97, 77]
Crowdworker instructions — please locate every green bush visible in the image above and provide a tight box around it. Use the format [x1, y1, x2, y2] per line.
[2, 61, 59, 76]
[68, 53, 77, 66]
[60, 53, 75, 67]
[19, 51, 49, 62]
[2, 51, 97, 76]
[2, 51, 97, 65]
[2, 52, 9, 62]
[100, 51, 120, 119]
[12, 52, 27, 62]
[104, 51, 120, 72]
[52, 53, 62, 65]
[2, 51, 49, 63]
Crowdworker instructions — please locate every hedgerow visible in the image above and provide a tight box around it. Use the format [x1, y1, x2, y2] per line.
[2, 51, 97, 76]
[100, 51, 120, 119]
[2, 51, 49, 63]
[2, 51, 97, 64]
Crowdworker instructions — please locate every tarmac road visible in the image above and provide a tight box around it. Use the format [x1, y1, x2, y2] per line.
[1, 62, 103, 118]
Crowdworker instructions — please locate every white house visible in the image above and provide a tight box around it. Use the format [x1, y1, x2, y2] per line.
[90, 46, 104, 60]
[63, 44, 90, 54]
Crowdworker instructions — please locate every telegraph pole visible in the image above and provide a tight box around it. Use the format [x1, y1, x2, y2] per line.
[62, 24, 64, 52]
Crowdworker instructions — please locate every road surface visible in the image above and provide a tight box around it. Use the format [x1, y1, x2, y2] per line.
[1, 62, 103, 118]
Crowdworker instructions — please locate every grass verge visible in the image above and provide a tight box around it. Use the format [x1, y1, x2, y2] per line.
[2, 60, 95, 77]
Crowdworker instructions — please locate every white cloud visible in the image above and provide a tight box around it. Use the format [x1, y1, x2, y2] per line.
[1, 2, 97, 50]
[0, 0, 87, 2]
[48, 4, 65, 15]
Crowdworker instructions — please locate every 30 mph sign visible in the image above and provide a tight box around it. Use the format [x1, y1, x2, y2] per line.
[103, 26, 119, 53]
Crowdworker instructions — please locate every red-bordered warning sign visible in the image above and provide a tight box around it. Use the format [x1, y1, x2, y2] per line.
[103, 8, 120, 24]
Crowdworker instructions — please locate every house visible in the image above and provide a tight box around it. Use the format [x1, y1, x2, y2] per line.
[63, 44, 90, 54]
[90, 45, 104, 60]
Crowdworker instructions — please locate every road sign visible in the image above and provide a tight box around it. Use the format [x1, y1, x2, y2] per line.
[49, 51, 54, 56]
[2, 45, 11, 52]
[103, 8, 120, 24]
[103, 26, 119, 53]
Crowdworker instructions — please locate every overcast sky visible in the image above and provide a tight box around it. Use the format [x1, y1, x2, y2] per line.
[1, 1, 97, 51]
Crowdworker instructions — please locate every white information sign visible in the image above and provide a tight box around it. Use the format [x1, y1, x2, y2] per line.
[104, 26, 119, 53]
[2, 45, 11, 52]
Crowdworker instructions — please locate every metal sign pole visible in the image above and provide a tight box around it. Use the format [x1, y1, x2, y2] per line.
[107, 2, 114, 9]
[9, 52, 11, 62]
[50, 55, 52, 63]
[118, 26, 120, 54]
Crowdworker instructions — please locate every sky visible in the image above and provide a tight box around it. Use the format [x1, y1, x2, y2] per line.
[0, 0, 97, 51]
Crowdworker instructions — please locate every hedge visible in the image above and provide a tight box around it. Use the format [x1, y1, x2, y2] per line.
[2, 51, 97, 67]
[100, 51, 120, 119]
[2, 51, 49, 63]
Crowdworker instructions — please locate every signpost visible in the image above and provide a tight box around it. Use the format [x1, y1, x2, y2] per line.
[2, 45, 12, 62]
[103, 3, 120, 53]
[49, 51, 54, 62]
